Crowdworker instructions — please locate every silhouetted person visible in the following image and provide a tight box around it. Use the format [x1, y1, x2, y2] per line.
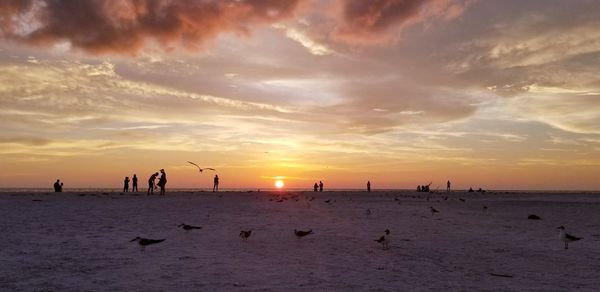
[447, 180, 451, 192]
[468, 187, 474, 192]
[313, 182, 318, 192]
[422, 182, 431, 192]
[417, 185, 421, 192]
[132, 174, 138, 192]
[213, 175, 219, 192]
[367, 181, 371, 192]
[123, 176, 130, 192]
[157, 169, 167, 195]
[53, 179, 63, 192]
[148, 172, 158, 195]
[319, 181, 324, 192]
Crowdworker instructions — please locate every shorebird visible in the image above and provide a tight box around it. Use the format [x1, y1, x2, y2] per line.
[130, 237, 165, 246]
[178, 223, 202, 231]
[375, 229, 390, 250]
[187, 161, 216, 173]
[557, 226, 582, 249]
[430, 206, 439, 216]
[294, 229, 313, 238]
[239, 230, 252, 241]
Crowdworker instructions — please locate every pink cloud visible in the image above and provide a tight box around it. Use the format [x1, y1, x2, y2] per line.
[331, 0, 474, 45]
[0, 0, 302, 55]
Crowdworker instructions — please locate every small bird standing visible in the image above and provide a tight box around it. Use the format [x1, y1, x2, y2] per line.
[179, 223, 202, 231]
[294, 229, 313, 238]
[375, 229, 390, 250]
[239, 230, 252, 241]
[430, 206, 439, 216]
[557, 226, 582, 249]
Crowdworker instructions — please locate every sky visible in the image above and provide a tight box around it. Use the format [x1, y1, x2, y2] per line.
[1, 0, 599, 190]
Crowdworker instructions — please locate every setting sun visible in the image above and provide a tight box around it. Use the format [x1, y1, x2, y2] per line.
[274, 180, 284, 189]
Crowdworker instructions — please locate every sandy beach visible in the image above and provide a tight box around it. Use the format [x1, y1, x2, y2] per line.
[1, 190, 599, 291]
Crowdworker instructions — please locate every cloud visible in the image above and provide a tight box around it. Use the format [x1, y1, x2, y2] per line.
[331, 0, 474, 45]
[0, 0, 302, 55]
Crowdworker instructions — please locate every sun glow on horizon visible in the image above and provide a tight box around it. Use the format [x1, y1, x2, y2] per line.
[274, 180, 284, 189]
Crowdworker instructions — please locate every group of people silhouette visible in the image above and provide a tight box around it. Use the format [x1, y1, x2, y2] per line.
[416, 182, 432, 192]
[313, 181, 324, 192]
[53, 179, 63, 192]
[123, 174, 138, 192]
[53, 174, 460, 194]
[145, 169, 167, 195]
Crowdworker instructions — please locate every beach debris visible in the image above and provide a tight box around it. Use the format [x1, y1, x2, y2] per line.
[557, 226, 582, 249]
[130, 237, 165, 246]
[459, 198, 466, 202]
[490, 273, 513, 278]
[32, 199, 43, 202]
[187, 161, 216, 173]
[527, 214, 541, 220]
[482, 205, 488, 212]
[178, 223, 202, 231]
[374, 229, 390, 250]
[294, 229, 313, 238]
[365, 208, 372, 216]
[239, 230, 252, 241]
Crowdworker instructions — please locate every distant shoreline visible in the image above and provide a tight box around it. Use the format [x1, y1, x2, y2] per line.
[0, 188, 598, 193]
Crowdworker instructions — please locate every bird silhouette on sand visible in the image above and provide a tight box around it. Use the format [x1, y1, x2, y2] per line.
[187, 161, 216, 173]
[294, 229, 313, 238]
[179, 223, 202, 231]
[430, 206, 439, 216]
[374, 229, 390, 249]
[239, 230, 252, 241]
[557, 226, 583, 249]
[130, 237, 165, 249]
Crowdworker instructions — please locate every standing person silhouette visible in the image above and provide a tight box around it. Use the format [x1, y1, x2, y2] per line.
[132, 174, 138, 192]
[157, 169, 167, 196]
[313, 182, 318, 192]
[213, 175, 219, 192]
[447, 180, 451, 192]
[53, 179, 63, 192]
[367, 181, 371, 192]
[319, 181, 324, 192]
[147, 172, 158, 195]
[123, 176, 130, 192]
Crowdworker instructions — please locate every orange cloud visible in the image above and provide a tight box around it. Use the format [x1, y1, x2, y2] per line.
[0, 0, 302, 55]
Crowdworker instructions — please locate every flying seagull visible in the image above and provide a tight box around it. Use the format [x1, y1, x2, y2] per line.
[130, 237, 165, 246]
[187, 161, 216, 173]
[179, 223, 202, 231]
[557, 226, 583, 249]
